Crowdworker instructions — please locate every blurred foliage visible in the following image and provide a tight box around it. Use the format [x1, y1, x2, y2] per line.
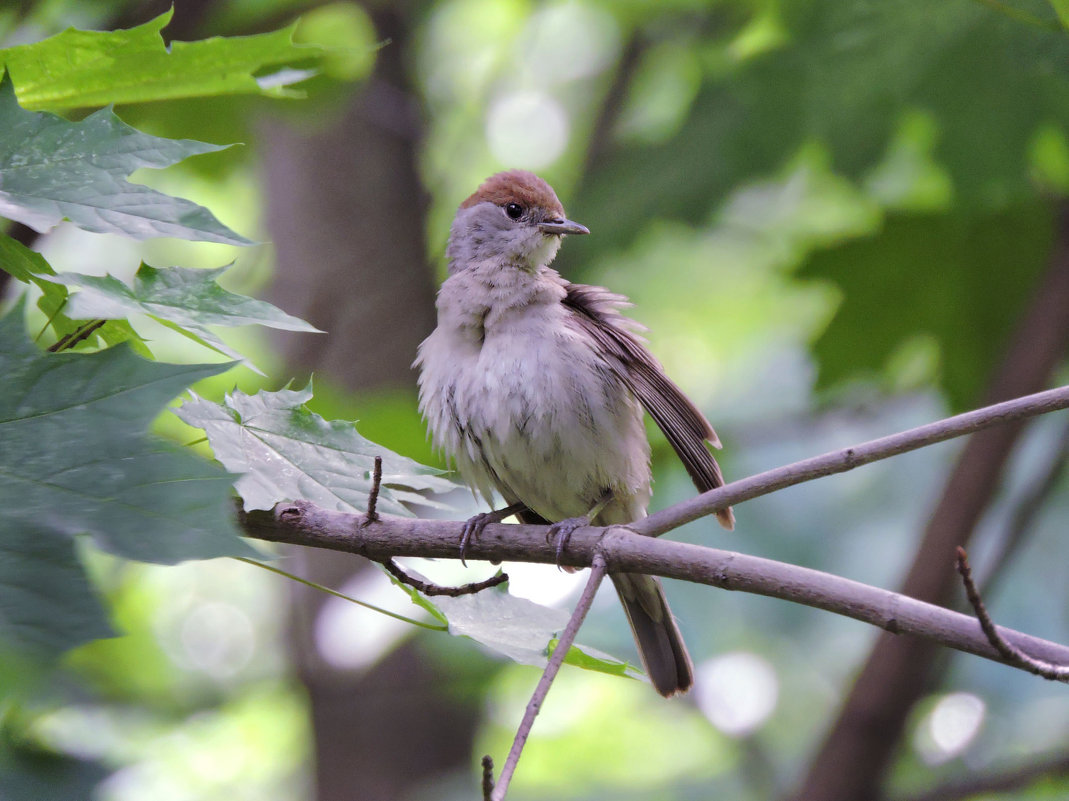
[803, 202, 1053, 409]
[569, 0, 1069, 411]
[2, 1, 1068, 801]
[0, 738, 110, 801]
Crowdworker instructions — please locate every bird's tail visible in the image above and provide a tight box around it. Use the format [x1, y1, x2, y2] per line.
[612, 573, 693, 697]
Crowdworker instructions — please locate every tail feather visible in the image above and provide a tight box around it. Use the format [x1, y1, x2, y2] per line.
[612, 573, 693, 696]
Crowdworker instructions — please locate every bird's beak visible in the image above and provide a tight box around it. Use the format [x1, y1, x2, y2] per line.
[539, 218, 590, 236]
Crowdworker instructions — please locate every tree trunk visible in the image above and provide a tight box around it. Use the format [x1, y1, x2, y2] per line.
[258, 8, 475, 800]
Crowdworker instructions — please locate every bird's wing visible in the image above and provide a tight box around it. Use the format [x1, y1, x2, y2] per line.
[562, 281, 734, 529]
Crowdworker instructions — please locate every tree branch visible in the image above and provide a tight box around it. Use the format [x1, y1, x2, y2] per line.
[631, 384, 1069, 538]
[956, 547, 1069, 680]
[240, 500, 1069, 678]
[490, 552, 610, 801]
[792, 209, 1069, 801]
[893, 750, 1069, 801]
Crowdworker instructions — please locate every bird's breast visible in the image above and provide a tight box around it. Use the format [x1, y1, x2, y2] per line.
[418, 299, 652, 521]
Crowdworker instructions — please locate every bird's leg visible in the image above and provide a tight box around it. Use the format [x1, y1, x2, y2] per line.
[459, 502, 529, 566]
[548, 493, 613, 570]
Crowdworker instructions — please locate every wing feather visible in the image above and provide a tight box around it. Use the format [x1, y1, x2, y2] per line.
[563, 282, 735, 529]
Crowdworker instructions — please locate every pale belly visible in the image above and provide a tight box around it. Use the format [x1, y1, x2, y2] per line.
[420, 317, 652, 524]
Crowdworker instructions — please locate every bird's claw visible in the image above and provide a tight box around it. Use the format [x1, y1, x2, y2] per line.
[459, 512, 498, 567]
[547, 516, 589, 571]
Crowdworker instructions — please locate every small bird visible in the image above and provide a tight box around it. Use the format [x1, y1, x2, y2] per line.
[416, 170, 734, 696]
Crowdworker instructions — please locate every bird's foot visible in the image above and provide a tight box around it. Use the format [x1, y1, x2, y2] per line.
[459, 512, 498, 567]
[547, 516, 590, 571]
[458, 503, 527, 566]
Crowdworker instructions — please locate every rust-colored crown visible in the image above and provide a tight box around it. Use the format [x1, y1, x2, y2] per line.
[459, 170, 565, 217]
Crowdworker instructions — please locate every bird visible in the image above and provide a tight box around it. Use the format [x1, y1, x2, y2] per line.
[415, 169, 733, 696]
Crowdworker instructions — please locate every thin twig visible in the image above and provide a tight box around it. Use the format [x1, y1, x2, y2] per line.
[632, 384, 1069, 537]
[894, 750, 1069, 801]
[379, 557, 508, 597]
[956, 547, 1069, 680]
[481, 755, 495, 801]
[491, 551, 610, 801]
[47, 318, 106, 352]
[362, 455, 382, 527]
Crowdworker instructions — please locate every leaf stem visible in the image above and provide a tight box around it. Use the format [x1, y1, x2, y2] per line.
[34, 296, 68, 343]
[233, 556, 447, 631]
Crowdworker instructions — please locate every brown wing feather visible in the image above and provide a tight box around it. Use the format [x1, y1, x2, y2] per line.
[563, 282, 735, 530]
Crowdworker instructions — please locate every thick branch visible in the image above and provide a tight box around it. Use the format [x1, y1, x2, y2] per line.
[240, 502, 1069, 677]
[632, 384, 1069, 537]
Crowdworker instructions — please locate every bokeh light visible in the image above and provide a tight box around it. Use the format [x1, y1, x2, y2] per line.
[314, 570, 417, 670]
[486, 90, 569, 168]
[914, 692, 986, 765]
[694, 651, 779, 737]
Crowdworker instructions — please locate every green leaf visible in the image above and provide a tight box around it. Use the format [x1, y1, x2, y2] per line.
[51, 263, 319, 333]
[0, 75, 251, 244]
[0, 231, 69, 322]
[0, 305, 255, 659]
[554, 638, 640, 678]
[0, 230, 55, 286]
[174, 385, 455, 515]
[1052, 0, 1069, 29]
[0, 523, 113, 661]
[430, 581, 643, 680]
[45, 262, 320, 365]
[0, 232, 149, 354]
[0, 740, 110, 801]
[0, 9, 323, 110]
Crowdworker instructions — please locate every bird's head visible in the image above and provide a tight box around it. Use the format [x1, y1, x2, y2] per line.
[446, 170, 589, 273]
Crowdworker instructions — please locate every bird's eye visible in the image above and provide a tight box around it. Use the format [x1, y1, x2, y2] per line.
[504, 203, 524, 220]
